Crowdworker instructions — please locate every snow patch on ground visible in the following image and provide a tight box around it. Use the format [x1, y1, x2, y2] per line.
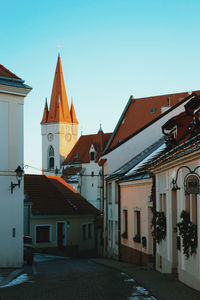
[34, 253, 67, 263]
[135, 286, 149, 295]
[0, 274, 29, 289]
[124, 278, 135, 282]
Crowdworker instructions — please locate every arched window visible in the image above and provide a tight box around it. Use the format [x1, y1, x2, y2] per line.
[48, 146, 54, 170]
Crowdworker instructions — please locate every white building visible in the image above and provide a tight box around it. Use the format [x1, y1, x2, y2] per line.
[63, 128, 111, 210]
[0, 64, 31, 267]
[150, 94, 200, 291]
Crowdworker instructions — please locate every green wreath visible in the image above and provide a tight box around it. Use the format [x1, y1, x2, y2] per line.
[176, 210, 197, 259]
[152, 211, 166, 243]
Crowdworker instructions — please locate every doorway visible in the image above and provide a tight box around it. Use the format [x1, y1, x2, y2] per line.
[57, 222, 66, 249]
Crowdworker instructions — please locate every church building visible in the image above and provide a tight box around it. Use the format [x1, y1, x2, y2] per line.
[41, 54, 78, 173]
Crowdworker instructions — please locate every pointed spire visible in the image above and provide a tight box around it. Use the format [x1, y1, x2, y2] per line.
[41, 98, 49, 124]
[70, 98, 79, 124]
[98, 123, 103, 133]
[47, 55, 72, 123]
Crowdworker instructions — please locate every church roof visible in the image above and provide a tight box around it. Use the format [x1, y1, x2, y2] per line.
[103, 91, 200, 154]
[64, 130, 112, 164]
[41, 98, 49, 124]
[42, 55, 78, 124]
[70, 101, 78, 124]
[24, 174, 99, 216]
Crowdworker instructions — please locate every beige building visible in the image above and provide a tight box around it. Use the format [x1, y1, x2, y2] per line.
[24, 174, 98, 256]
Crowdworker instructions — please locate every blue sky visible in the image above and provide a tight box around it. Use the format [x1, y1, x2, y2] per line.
[1, 0, 200, 173]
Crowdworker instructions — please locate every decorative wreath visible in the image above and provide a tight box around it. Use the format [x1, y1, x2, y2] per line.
[176, 210, 197, 259]
[152, 211, 166, 243]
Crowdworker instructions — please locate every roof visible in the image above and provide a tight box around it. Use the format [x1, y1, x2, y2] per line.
[0, 64, 31, 90]
[41, 55, 78, 124]
[62, 166, 82, 183]
[64, 130, 112, 164]
[24, 174, 99, 216]
[103, 91, 200, 154]
[0, 64, 21, 79]
[70, 101, 78, 124]
[108, 138, 166, 183]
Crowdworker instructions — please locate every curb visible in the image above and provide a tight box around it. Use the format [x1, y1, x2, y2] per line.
[91, 259, 163, 300]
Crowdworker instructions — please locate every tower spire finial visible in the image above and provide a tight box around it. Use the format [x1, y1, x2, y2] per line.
[58, 44, 61, 57]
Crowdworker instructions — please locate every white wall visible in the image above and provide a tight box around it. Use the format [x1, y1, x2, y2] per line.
[0, 86, 29, 267]
[81, 161, 102, 209]
[103, 100, 191, 174]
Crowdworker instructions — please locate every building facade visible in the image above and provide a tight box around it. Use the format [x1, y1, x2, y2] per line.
[0, 64, 31, 267]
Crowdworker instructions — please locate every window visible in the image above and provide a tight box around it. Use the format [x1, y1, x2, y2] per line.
[151, 108, 156, 113]
[91, 171, 94, 177]
[186, 194, 197, 225]
[115, 183, 118, 204]
[75, 153, 79, 158]
[90, 151, 95, 161]
[88, 224, 92, 239]
[122, 210, 128, 238]
[160, 193, 166, 214]
[115, 221, 118, 244]
[133, 210, 141, 242]
[48, 146, 54, 170]
[108, 182, 112, 204]
[36, 226, 51, 243]
[82, 224, 87, 240]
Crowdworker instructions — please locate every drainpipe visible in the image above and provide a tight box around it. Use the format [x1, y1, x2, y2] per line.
[118, 182, 121, 261]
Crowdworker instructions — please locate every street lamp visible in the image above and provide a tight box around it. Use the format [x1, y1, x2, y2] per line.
[11, 166, 24, 194]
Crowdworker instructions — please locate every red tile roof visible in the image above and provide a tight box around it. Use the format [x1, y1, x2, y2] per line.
[24, 174, 99, 215]
[0, 64, 21, 79]
[64, 130, 112, 164]
[41, 55, 78, 124]
[41, 98, 49, 124]
[104, 91, 200, 153]
[70, 101, 78, 124]
[62, 166, 82, 177]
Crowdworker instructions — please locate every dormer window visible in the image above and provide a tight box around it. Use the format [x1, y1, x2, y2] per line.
[75, 153, 79, 158]
[151, 108, 156, 113]
[90, 152, 95, 161]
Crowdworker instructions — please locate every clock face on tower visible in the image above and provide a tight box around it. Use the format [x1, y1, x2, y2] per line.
[65, 133, 72, 142]
[47, 133, 54, 142]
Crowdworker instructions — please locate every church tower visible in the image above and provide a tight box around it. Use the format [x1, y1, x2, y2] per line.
[41, 54, 78, 173]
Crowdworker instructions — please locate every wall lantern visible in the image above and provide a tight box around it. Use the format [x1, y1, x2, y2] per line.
[171, 166, 200, 194]
[11, 166, 24, 194]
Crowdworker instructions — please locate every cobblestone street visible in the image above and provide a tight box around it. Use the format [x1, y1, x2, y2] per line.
[0, 254, 155, 300]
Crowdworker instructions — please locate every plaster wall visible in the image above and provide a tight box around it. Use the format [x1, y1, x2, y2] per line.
[120, 180, 152, 256]
[107, 179, 119, 258]
[41, 122, 78, 171]
[0, 92, 25, 267]
[155, 160, 200, 291]
[80, 162, 102, 209]
[103, 102, 190, 174]
[30, 215, 95, 251]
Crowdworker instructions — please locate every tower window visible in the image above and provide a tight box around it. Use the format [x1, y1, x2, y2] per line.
[90, 152, 95, 161]
[48, 146, 54, 170]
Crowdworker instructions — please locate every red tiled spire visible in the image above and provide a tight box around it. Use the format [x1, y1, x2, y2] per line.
[41, 98, 49, 124]
[70, 99, 79, 124]
[47, 54, 72, 123]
